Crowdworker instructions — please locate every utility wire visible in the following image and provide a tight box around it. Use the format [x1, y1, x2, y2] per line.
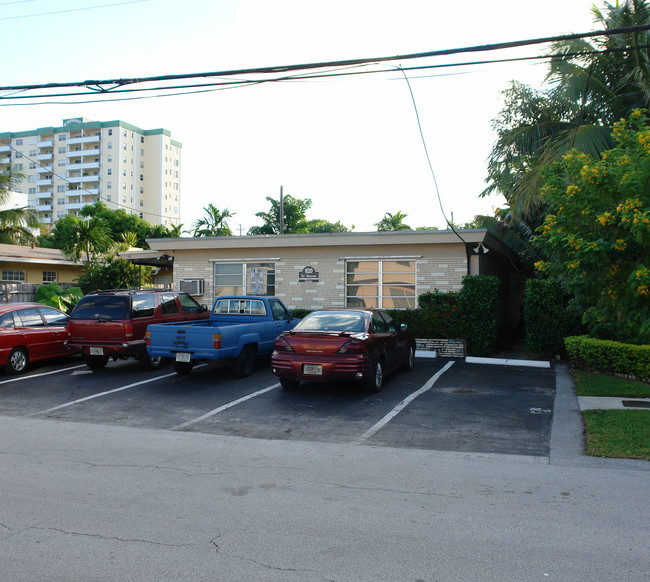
[0, 23, 648, 94]
[1, 41, 647, 106]
[0, 0, 147, 21]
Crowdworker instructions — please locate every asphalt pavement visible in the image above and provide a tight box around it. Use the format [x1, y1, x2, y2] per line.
[0, 358, 648, 582]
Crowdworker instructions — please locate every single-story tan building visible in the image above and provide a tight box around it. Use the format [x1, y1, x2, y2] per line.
[122, 229, 526, 328]
[0, 243, 83, 286]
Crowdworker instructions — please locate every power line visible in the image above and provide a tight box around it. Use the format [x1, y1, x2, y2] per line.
[0, 23, 648, 95]
[1, 42, 648, 107]
[0, 0, 147, 21]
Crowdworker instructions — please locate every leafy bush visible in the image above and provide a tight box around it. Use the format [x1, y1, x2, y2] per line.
[388, 294, 460, 339]
[457, 275, 500, 356]
[565, 335, 650, 381]
[291, 308, 311, 320]
[35, 282, 83, 314]
[524, 278, 581, 355]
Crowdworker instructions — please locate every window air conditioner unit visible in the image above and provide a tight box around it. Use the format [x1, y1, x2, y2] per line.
[179, 278, 204, 296]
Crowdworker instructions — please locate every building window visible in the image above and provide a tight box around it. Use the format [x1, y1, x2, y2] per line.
[345, 260, 416, 309]
[42, 271, 57, 283]
[139, 174, 143, 181]
[108, 129, 112, 136]
[107, 155, 112, 162]
[57, 198, 65, 205]
[58, 135, 66, 141]
[107, 142, 112, 149]
[107, 194, 111, 201]
[29, 162, 36, 169]
[15, 138, 23, 146]
[107, 181, 112, 189]
[13, 163, 23, 171]
[2, 269, 26, 282]
[213, 263, 275, 297]
[15, 152, 22, 158]
[140, 136, 144, 143]
[28, 187, 36, 194]
[107, 168, 112, 175]
[58, 160, 66, 167]
[57, 185, 65, 193]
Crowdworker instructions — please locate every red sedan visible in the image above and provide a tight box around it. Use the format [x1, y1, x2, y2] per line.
[271, 308, 415, 392]
[0, 302, 71, 374]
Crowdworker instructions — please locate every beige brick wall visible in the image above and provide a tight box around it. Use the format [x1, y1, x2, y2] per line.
[171, 241, 468, 310]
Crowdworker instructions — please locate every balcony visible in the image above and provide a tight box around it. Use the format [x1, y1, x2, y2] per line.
[0, 157, 10, 164]
[37, 165, 54, 173]
[36, 178, 52, 186]
[67, 135, 100, 145]
[74, 161, 100, 171]
[65, 202, 86, 210]
[36, 204, 52, 211]
[37, 140, 53, 148]
[36, 190, 52, 198]
[36, 153, 52, 161]
[67, 174, 100, 183]
[39, 217, 52, 224]
[0, 145, 11, 153]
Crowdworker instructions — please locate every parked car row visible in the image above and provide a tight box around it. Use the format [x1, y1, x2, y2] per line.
[0, 291, 415, 392]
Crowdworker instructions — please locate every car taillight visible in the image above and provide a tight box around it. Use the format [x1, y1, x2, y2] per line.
[337, 339, 367, 354]
[213, 334, 221, 349]
[145, 330, 150, 346]
[125, 322, 133, 339]
[274, 336, 294, 352]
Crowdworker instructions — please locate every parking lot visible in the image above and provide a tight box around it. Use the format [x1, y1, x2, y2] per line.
[0, 354, 556, 456]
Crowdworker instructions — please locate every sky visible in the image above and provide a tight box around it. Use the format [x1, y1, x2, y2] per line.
[1, 0, 602, 234]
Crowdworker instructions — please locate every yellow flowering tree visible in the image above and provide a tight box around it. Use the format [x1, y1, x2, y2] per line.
[533, 110, 650, 344]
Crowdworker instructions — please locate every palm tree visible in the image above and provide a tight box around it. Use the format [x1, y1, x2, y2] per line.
[190, 204, 234, 237]
[59, 216, 113, 265]
[374, 211, 411, 231]
[0, 173, 41, 245]
[483, 0, 650, 220]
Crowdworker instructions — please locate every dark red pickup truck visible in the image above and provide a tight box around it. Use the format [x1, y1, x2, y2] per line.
[66, 289, 208, 370]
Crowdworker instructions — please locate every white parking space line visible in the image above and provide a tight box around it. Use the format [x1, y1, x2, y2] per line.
[356, 360, 455, 444]
[172, 383, 280, 431]
[24, 372, 179, 417]
[0, 363, 87, 385]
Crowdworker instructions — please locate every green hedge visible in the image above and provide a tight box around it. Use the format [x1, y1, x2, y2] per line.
[524, 278, 579, 355]
[458, 275, 500, 356]
[565, 335, 650, 381]
[388, 293, 461, 339]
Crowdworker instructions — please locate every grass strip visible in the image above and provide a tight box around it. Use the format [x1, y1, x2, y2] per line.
[574, 370, 650, 398]
[582, 410, 650, 460]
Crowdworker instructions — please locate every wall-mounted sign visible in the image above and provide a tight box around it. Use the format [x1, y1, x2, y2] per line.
[249, 267, 265, 294]
[298, 265, 320, 282]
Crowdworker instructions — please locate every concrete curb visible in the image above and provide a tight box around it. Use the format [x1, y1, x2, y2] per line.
[579, 396, 650, 411]
[465, 356, 551, 368]
[415, 350, 438, 359]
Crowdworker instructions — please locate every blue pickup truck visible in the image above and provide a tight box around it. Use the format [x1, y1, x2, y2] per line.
[145, 296, 299, 377]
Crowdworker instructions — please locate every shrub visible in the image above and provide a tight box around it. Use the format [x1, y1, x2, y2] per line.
[458, 275, 500, 356]
[35, 282, 83, 314]
[565, 335, 650, 381]
[524, 278, 580, 355]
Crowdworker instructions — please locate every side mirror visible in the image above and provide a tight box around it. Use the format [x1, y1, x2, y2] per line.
[200, 304, 208, 312]
[400, 323, 408, 331]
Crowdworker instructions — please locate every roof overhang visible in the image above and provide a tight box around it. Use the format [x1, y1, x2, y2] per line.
[119, 250, 174, 268]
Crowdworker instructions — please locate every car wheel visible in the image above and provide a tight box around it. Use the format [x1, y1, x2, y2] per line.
[279, 377, 300, 390]
[362, 357, 384, 393]
[5, 347, 28, 375]
[140, 354, 165, 370]
[401, 346, 415, 371]
[173, 361, 194, 376]
[233, 345, 256, 378]
[83, 354, 109, 370]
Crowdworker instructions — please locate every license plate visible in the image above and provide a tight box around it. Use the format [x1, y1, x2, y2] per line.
[175, 352, 191, 363]
[89, 347, 104, 356]
[303, 364, 322, 375]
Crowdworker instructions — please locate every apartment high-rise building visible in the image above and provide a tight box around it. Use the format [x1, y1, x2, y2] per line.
[0, 117, 181, 227]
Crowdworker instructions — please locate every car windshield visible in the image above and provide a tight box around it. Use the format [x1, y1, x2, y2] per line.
[71, 295, 129, 320]
[294, 311, 366, 333]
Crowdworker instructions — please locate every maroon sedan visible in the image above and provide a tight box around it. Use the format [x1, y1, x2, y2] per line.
[271, 308, 415, 392]
[0, 302, 71, 374]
